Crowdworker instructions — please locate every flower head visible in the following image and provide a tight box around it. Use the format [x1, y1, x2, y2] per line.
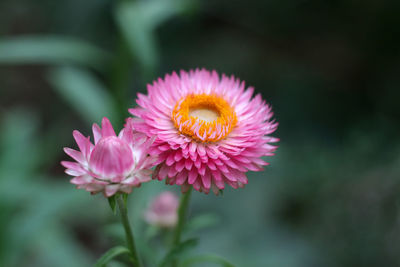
[62, 117, 156, 197]
[129, 69, 278, 194]
[144, 191, 179, 228]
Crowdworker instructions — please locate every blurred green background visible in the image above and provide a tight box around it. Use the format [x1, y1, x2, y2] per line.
[1, 0, 400, 266]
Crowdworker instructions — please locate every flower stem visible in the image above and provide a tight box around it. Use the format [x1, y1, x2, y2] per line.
[172, 187, 193, 247]
[117, 195, 142, 267]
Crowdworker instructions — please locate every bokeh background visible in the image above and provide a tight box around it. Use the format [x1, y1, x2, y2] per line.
[1, 0, 400, 266]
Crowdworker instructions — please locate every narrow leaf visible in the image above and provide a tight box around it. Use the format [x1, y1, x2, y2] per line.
[185, 214, 219, 234]
[94, 246, 130, 267]
[108, 195, 117, 215]
[114, 0, 188, 74]
[122, 193, 129, 207]
[159, 239, 198, 267]
[0, 35, 109, 71]
[47, 66, 117, 124]
[180, 254, 236, 267]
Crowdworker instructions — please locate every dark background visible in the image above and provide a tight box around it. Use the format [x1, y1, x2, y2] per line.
[1, 0, 400, 266]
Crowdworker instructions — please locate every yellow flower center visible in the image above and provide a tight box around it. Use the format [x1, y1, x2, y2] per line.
[172, 94, 237, 142]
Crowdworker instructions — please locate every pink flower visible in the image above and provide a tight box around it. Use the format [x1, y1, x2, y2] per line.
[129, 69, 278, 194]
[62, 117, 157, 197]
[144, 191, 179, 228]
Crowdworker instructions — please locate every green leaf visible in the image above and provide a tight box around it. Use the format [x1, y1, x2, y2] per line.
[0, 109, 39, 177]
[122, 193, 129, 207]
[144, 225, 161, 241]
[47, 66, 117, 124]
[108, 195, 118, 215]
[94, 246, 131, 267]
[34, 225, 92, 267]
[0, 35, 109, 71]
[179, 254, 236, 267]
[159, 239, 198, 267]
[185, 214, 219, 234]
[114, 0, 188, 74]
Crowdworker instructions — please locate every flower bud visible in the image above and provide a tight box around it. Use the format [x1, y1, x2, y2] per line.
[89, 136, 134, 182]
[62, 117, 156, 197]
[145, 192, 179, 228]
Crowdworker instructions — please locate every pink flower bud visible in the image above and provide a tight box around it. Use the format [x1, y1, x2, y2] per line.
[89, 136, 134, 182]
[145, 192, 179, 228]
[62, 117, 157, 197]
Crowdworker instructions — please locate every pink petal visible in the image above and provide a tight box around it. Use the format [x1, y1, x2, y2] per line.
[185, 159, 193, 170]
[188, 168, 198, 184]
[70, 175, 93, 185]
[176, 170, 188, 185]
[92, 123, 102, 144]
[72, 130, 90, 158]
[63, 148, 85, 164]
[158, 164, 170, 180]
[104, 184, 120, 197]
[101, 117, 116, 137]
[202, 171, 211, 189]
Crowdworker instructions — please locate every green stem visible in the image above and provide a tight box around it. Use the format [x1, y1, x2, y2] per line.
[117, 195, 142, 267]
[172, 187, 193, 247]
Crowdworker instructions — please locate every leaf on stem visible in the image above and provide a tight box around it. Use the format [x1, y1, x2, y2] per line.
[0, 35, 109, 71]
[185, 214, 219, 234]
[47, 66, 117, 124]
[108, 195, 118, 215]
[159, 238, 198, 267]
[94, 246, 131, 267]
[114, 0, 192, 75]
[122, 193, 129, 207]
[179, 254, 236, 267]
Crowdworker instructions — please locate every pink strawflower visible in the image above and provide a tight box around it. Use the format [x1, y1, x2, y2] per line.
[144, 191, 179, 228]
[129, 69, 278, 194]
[62, 117, 157, 197]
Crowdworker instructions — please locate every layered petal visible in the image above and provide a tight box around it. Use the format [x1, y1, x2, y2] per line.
[130, 69, 278, 194]
[62, 117, 156, 197]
